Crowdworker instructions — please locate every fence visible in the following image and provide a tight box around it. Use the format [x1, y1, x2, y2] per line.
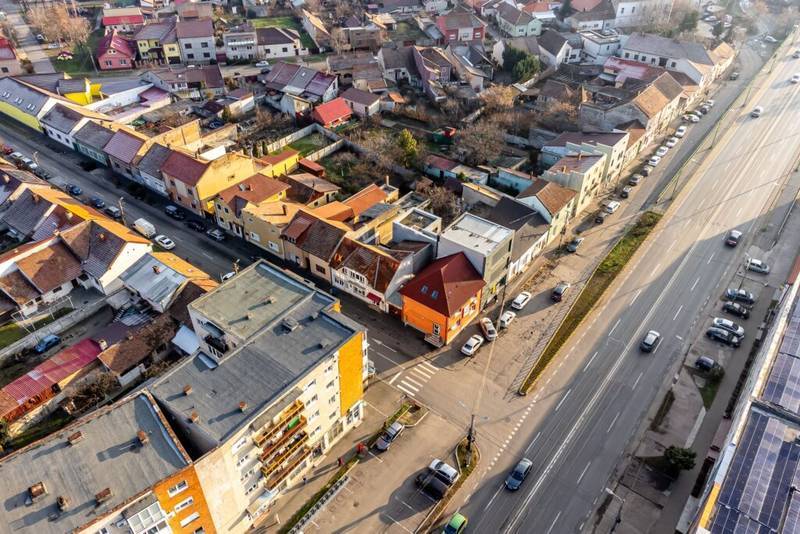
[306, 139, 345, 162]
[288, 475, 351, 534]
[265, 123, 341, 154]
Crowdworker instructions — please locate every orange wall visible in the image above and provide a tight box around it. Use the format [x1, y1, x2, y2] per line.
[153, 465, 217, 534]
[337, 331, 364, 416]
[402, 289, 482, 345]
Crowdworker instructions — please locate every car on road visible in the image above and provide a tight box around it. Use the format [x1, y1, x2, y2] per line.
[1, 144, 13, 155]
[725, 229, 742, 247]
[640, 330, 661, 353]
[221, 271, 236, 282]
[699, 104, 711, 115]
[34, 334, 61, 354]
[647, 155, 662, 167]
[655, 146, 669, 157]
[154, 235, 176, 250]
[695, 355, 719, 372]
[722, 301, 750, 319]
[505, 458, 533, 490]
[33, 168, 51, 180]
[792, 74, 800, 84]
[511, 291, 532, 310]
[479, 317, 498, 341]
[164, 205, 186, 220]
[604, 200, 621, 214]
[665, 137, 679, 148]
[374, 421, 404, 451]
[443, 513, 468, 534]
[566, 237, 584, 252]
[104, 206, 122, 220]
[706, 326, 741, 347]
[682, 113, 700, 123]
[751, 106, 764, 118]
[675, 126, 688, 138]
[704, 100, 715, 108]
[89, 196, 105, 209]
[725, 288, 756, 305]
[185, 220, 207, 232]
[498, 310, 516, 329]
[747, 259, 770, 274]
[764, 35, 777, 43]
[207, 228, 226, 241]
[415, 472, 448, 500]
[620, 186, 633, 199]
[8, 151, 23, 162]
[429, 459, 459, 485]
[641, 165, 654, 176]
[461, 334, 484, 356]
[712, 317, 745, 337]
[255, 60, 270, 67]
[794, 50, 800, 58]
[628, 174, 643, 186]
[19, 156, 38, 170]
[66, 184, 82, 196]
[551, 282, 570, 302]
[595, 211, 609, 224]
[730, 71, 739, 80]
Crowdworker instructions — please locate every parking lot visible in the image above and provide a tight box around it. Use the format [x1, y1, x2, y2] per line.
[307, 411, 463, 533]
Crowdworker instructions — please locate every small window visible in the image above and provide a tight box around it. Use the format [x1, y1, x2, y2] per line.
[168, 480, 188, 497]
[185, 43, 193, 49]
[420, 285, 428, 294]
[180, 512, 200, 528]
[201, 42, 209, 48]
[430, 290, 439, 299]
[175, 496, 194, 512]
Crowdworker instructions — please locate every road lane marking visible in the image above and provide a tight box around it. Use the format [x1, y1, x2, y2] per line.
[666, 239, 676, 253]
[607, 412, 621, 433]
[399, 380, 419, 391]
[583, 351, 599, 372]
[396, 498, 415, 511]
[673, 305, 683, 321]
[411, 367, 432, 380]
[383, 513, 413, 533]
[402, 376, 423, 388]
[373, 350, 402, 367]
[485, 485, 504, 511]
[707, 252, 715, 265]
[609, 319, 621, 336]
[526, 432, 541, 453]
[555, 389, 572, 412]
[577, 461, 591, 484]
[388, 373, 400, 385]
[735, 205, 744, 218]
[420, 361, 438, 373]
[202, 252, 214, 259]
[691, 277, 700, 291]
[545, 511, 562, 534]
[633, 371, 644, 389]
[373, 338, 398, 353]
[654, 262, 663, 273]
[396, 384, 416, 397]
[630, 289, 642, 305]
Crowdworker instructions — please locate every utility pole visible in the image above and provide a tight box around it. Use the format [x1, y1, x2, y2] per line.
[117, 197, 126, 225]
[605, 487, 625, 533]
[233, 258, 240, 274]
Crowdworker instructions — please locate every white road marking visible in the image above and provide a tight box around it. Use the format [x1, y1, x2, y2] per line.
[396, 384, 416, 397]
[545, 511, 562, 534]
[555, 389, 572, 412]
[677, 335, 684, 341]
[373, 350, 402, 367]
[399, 380, 419, 392]
[411, 366, 433, 379]
[735, 205, 744, 218]
[402, 376, 423, 388]
[666, 239, 676, 253]
[485, 485, 504, 511]
[607, 411, 621, 433]
[707, 252, 715, 265]
[673, 305, 683, 321]
[654, 262, 663, 273]
[633, 371, 644, 389]
[609, 319, 621, 336]
[577, 461, 591, 484]
[368, 450, 383, 463]
[630, 289, 642, 305]
[526, 432, 542, 453]
[388, 373, 400, 385]
[419, 361, 438, 374]
[373, 338, 397, 353]
[202, 252, 214, 259]
[583, 351, 599, 372]
[396, 498, 415, 512]
[384, 513, 413, 533]
[691, 277, 700, 291]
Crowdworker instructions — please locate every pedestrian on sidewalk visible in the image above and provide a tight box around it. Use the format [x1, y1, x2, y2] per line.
[303, 476, 307, 485]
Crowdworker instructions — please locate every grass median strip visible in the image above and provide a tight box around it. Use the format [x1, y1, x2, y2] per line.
[520, 211, 662, 394]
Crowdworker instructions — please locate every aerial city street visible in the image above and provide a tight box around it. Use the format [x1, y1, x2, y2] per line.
[0, 0, 797, 531]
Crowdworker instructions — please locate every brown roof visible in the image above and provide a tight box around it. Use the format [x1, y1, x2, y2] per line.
[518, 178, 576, 216]
[161, 151, 209, 186]
[103, 130, 146, 164]
[330, 238, 401, 293]
[399, 252, 484, 317]
[313, 201, 354, 222]
[341, 87, 380, 107]
[168, 279, 215, 325]
[283, 212, 348, 261]
[217, 174, 290, 217]
[343, 184, 388, 217]
[0, 269, 39, 305]
[258, 148, 299, 167]
[59, 220, 134, 279]
[16, 241, 82, 293]
[283, 173, 340, 204]
[176, 18, 213, 39]
[98, 315, 178, 375]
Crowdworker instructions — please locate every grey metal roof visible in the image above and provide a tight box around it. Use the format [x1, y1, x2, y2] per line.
[1, 188, 54, 237]
[0, 393, 188, 534]
[120, 253, 188, 310]
[485, 197, 548, 262]
[0, 77, 52, 117]
[40, 103, 83, 134]
[136, 143, 173, 178]
[440, 212, 513, 257]
[623, 33, 713, 65]
[73, 120, 116, 151]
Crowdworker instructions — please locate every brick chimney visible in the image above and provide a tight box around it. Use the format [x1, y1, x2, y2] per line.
[183, 384, 193, 396]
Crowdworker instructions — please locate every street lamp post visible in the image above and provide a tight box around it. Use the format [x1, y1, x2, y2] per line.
[605, 487, 625, 533]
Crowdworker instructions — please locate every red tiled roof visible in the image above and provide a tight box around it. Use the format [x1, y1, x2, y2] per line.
[16, 241, 82, 294]
[0, 37, 16, 61]
[343, 184, 388, 217]
[97, 31, 136, 59]
[217, 174, 289, 217]
[102, 14, 144, 26]
[161, 151, 209, 186]
[400, 253, 484, 317]
[310, 97, 352, 127]
[426, 154, 459, 171]
[176, 18, 214, 39]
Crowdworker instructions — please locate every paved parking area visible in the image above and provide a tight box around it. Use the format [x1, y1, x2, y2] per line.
[307, 411, 463, 533]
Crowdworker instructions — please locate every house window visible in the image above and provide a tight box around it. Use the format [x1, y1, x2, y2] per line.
[105, 60, 112, 66]
[432, 323, 441, 336]
[168, 480, 188, 497]
[670, 61, 676, 68]
[174, 497, 194, 512]
[201, 42, 209, 48]
[203, 53, 210, 58]
[282, 47, 288, 52]
[620, 7, 625, 13]
[268, 241, 280, 252]
[329, 394, 337, 405]
[631, 5, 635, 12]
[185, 43, 192, 49]
[120, 59, 127, 65]
[180, 512, 200, 528]
[315, 264, 326, 275]
[187, 53, 194, 59]
[327, 380, 335, 389]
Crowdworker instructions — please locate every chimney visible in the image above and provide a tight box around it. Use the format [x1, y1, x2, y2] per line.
[97, 339, 108, 351]
[385, 175, 389, 186]
[126, 333, 134, 341]
[95, 488, 112, 505]
[32, 193, 40, 203]
[28, 482, 47, 502]
[57, 495, 70, 512]
[578, 153, 582, 160]
[137, 430, 149, 446]
[183, 384, 193, 396]
[239, 401, 248, 412]
[67, 431, 83, 445]
[98, 233, 106, 241]
[153, 265, 161, 274]
[189, 411, 199, 423]
[65, 212, 73, 220]
[3, 175, 9, 183]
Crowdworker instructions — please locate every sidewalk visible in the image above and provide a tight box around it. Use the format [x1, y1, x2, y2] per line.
[0, 0, 55, 74]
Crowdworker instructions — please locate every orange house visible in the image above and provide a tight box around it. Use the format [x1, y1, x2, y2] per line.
[399, 252, 485, 347]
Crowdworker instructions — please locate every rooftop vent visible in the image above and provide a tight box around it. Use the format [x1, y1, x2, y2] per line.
[189, 411, 199, 423]
[263, 295, 277, 305]
[57, 495, 70, 512]
[153, 265, 161, 274]
[28, 482, 47, 502]
[98, 233, 106, 241]
[318, 339, 331, 350]
[183, 384, 193, 396]
[96, 339, 108, 351]
[95, 488, 112, 505]
[137, 430, 149, 446]
[309, 312, 319, 321]
[67, 431, 83, 445]
[239, 401, 248, 412]
[282, 317, 299, 332]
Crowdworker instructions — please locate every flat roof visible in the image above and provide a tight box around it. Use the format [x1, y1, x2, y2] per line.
[440, 212, 513, 256]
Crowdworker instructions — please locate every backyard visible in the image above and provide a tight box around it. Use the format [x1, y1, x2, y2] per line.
[49, 29, 105, 76]
[285, 132, 330, 156]
[251, 16, 316, 49]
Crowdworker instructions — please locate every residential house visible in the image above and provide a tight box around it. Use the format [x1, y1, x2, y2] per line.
[175, 1, 214, 20]
[223, 23, 257, 61]
[97, 30, 137, 71]
[391, 206, 441, 252]
[336, 17, 385, 52]
[516, 177, 577, 244]
[341, 87, 381, 117]
[101, 7, 144, 32]
[412, 45, 456, 101]
[445, 43, 493, 93]
[614, 0, 674, 28]
[484, 197, 549, 280]
[310, 97, 352, 128]
[73, 120, 117, 166]
[436, 9, 486, 44]
[152, 261, 368, 530]
[301, 9, 331, 50]
[161, 150, 257, 216]
[242, 200, 305, 259]
[0, 37, 22, 76]
[496, 3, 542, 37]
[377, 46, 417, 84]
[141, 65, 225, 98]
[213, 173, 289, 238]
[261, 62, 339, 114]
[257, 27, 305, 59]
[521, 1, 559, 21]
[40, 103, 96, 150]
[579, 29, 622, 64]
[538, 29, 581, 66]
[131, 143, 171, 196]
[133, 19, 181, 65]
[539, 153, 605, 213]
[541, 131, 630, 185]
[0, 76, 63, 131]
[400, 252, 484, 346]
[619, 33, 721, 87]
[437, 212, 514, 308]
[424, 154, 489, 183]
[103, 128, 148, 177]
[281, 172, 339, 208]
[0, 186, 82, 241]
[282, 211, 348, 281]
[176, 18, 215, 64]
[258, 148, 301, 177]
[0, 166, 46, 216]
[565, 0, 616, 30]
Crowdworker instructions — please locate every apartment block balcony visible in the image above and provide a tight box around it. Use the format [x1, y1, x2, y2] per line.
[259, 416, 307, 462]
[264, 446, 312, 490]
[260, 432, 309, 479]
[252, 399, 304, 448]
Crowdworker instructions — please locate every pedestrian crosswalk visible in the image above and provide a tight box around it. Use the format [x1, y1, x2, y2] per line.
[393, 360, 438, 397]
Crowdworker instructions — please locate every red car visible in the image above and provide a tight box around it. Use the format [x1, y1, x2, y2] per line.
[1, 145, 13, 155]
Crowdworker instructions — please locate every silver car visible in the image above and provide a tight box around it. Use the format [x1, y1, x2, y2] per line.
[712, 317, 745, 338]
[747, 259, 770, 274]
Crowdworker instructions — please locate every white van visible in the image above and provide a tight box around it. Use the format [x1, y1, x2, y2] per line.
[604, 200, 621, 214]
[133, 218, 156, 238]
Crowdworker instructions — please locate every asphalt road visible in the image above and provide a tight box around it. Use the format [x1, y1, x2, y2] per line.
[463, 41, 800, 534]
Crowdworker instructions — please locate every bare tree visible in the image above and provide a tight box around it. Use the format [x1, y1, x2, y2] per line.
[456, 117, 506, 166]
[330, 27, 351, 54]
[420, 185, 460, 225]
[27, 5, 93, 69]
[334, 0, 355, 19]
[534, 101, 579, 132]
[481, 85, 516, 113]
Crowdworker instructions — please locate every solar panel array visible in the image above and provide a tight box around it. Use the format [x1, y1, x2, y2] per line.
[761, 304, 800, 414]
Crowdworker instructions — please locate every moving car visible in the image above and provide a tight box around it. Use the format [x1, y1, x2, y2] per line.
[725, 229, 742, 247]
[104, 206, 122, 220]
[764, 35, 777, 43]
[498, 310, 516, 329]
[34, 334, 61, 354]
[479, 317, 498, 341]
[415, 472, 449, 500]
[164, 205, 186, 220]
[620, 186, 632, 198]
[186, 220, 206, 232]
[133, 218, 157, 238]
[154, 234, 176, 250]
[794, 50, 800, 58]
[255, 60, 270, 67]
[628, 174, 642, 186]
[207, 228, 226, 241]
[374, 421, 404, 451]
[443, 513, 468, 534]
[706, 326, 741, 347]
[792, 74, 800, 84]
[725, 288, 755, 305]
[511, 291, 532, 310]
[551, 282, 570, 302]
[66, 183, 82, 196]
[640, 330, 661, 353]
[722, 301, 750, 319]
[665, 137, 679, 148]
[712, 317, 745, 337]
[648, 155, 662, 167]
[461, 334, 484, 356]
[747, 259, 770, 274]
[566, 237, 584, 252]
[221, 271, 236, 282]
[655, 146, 669, 157]
[89, 196, 105, 209]
[505, 458, 533, 490]
[695, 355, 719, 372]
[751, 106, 763, 118]
[429, 459, 459, 485]
[674, 126, 688, 138]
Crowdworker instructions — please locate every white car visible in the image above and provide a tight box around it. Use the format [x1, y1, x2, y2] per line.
[221, 271, 236, 281]
[747, 259, 770, 274]
[154, 234, 175, 250]
[511, 291, 532, 310]
[648, 155, 662, 167]
[764, 35, 777, 43]
[479, 317, 498, 341]
[255, 60, 270, 68]
[665, 137, 679, 148]
[703, 99, 715, 107]
[655, 146, 669, 157]
[712, 317, 745, 337]
[498, 310, 516, 329]
[674, 126, 688, 138]
[791, 73, 800, 84]
[604, 200, 621, 213]
[682, 113, 700, 123]
[461, 334, 484, 356]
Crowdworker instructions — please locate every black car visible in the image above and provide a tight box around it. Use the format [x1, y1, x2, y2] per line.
[89, 196, 106, 209]
[33, 168, 51, 180]
[706, 327, 741, 347]
[414, 472, 448, 500]
[628, 174, 643, 186]
[722, 301, 750, 319]
[725, 288, 756, 305]
[565, 237, 584, 253]
[207, 228, 226, 242]
[186, 220, 207, 232]
[165, 205, 186, 220]
[66, 184, 82, 196]
[551, 282, 570, 302]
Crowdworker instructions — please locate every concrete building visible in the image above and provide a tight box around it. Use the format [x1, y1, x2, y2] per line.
[485, 197, 549, 280]
[579, 29, 622, 64]
[496, 3, 542, 37]
[176, 19, 216, 64]
[619, 33, 722, 87]
[614, 0, 674, 28]
[541, 131, 630, 186]
[540, 153, 605, 213]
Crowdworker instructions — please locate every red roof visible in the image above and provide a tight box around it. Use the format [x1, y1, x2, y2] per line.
[425, 154, 459, 172]
[103, 130, 144, 163]
[0, 38, 16, 61]
[310, 97, 352, 127]
[161, 151, 209, 186]
[102, 14, 144, 26]
[400, 253, 485, 317]
[97, 31, 135, 59]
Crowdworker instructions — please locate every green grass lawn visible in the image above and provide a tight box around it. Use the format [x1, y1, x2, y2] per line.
[251, 16, 317, 50]
[51, 29, 104, 76]
[0, 307, 73, 350]
[287, 133, 329, 156]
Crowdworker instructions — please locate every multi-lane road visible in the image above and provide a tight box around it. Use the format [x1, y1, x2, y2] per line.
[459, 39, 800, 533]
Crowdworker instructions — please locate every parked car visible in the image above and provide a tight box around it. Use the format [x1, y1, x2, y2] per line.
[207, 228, 226, 241]
[683, 113, 700, 123]
[648, 155, 662, 167]
[551, 282, 570, 302]
[8, 151, 23, 162]
[628, 174, 643, 186]
[640, 165, 654, 176]
[712, 317, 745, 337]
[706, 326, 741, 347]
[19, 156, 38, 170]
[429, 459, 459, 485]
[729, 71, 739, 80]
[751, 106, 764, 118]
[443, 513, 468, 534]
[505, 458, 533, 490]
[747, 259, 770, 274]
[415, 472, 449, 500]
[640, 330, 661, 353]
[566, 237, 584, 252]
[1, 144, 13, 155]
[374, 421, 404, 451]
[792, 74, 800, 84]
[764, 35, 777, 43]
[221, 271, 236, 282]
[154, 234, 175, 250]
[725, 288, 756, 305]
[695, 355, 719, 372]
[698, 104, 711, 115]
[704, 99, 715, 108]
[794, 50, 800, 58]
[665, 137, 679, 148]
[723, 300, 750, 319]
[164, 205, 186, 220]
[104, 206, 122, 220]
[655, 146, 669, 157]
[89, 196, 105, 209]
[255, 60, 270, 67]
[511, 291, 532, 310]
[479, 317, 498, 341]
[34, 334, 61, 354]
[675, 126, 688, 138]
[595, 211, 609, 224]
[461, 334, 484, 356]
[498, 310, 516, 329]
[604, 200, 621, 214]
[66, 184, 82, 196]
[725, 229, 742, 247]
[185, 220, 206, 232]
